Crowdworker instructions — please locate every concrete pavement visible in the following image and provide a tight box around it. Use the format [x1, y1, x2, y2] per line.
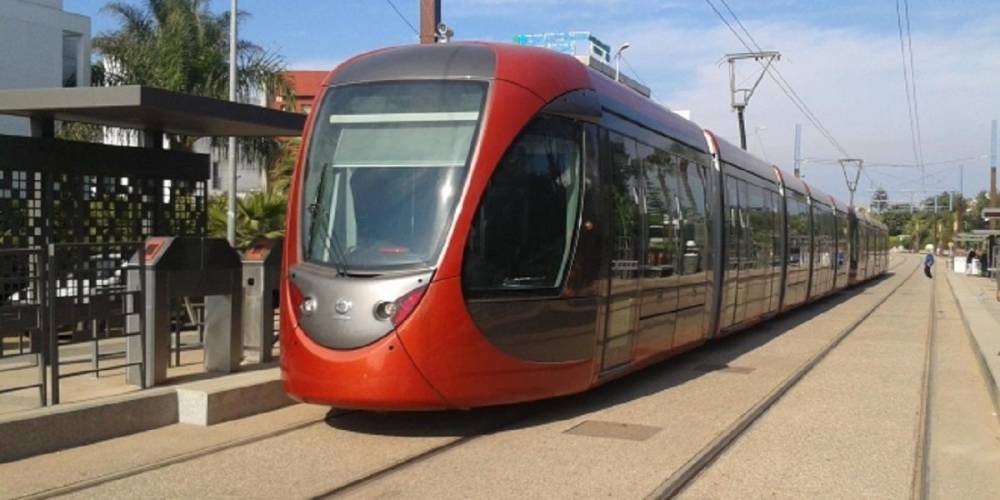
[3, 255, 998, 499]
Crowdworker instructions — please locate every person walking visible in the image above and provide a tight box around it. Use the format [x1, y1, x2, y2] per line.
[923, 251, 934, 279]
[966, 249, 977, 275]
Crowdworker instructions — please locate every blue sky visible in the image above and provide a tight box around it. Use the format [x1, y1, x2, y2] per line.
[65, 0, 1000, 204]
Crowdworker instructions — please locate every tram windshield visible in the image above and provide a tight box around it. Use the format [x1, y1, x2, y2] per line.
[302, 81, 487, 273]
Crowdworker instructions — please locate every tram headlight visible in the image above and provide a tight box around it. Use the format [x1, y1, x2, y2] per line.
[301, 296, 318, 316]
[373, 301, 398, 321]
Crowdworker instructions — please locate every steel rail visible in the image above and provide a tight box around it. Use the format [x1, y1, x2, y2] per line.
[910, 263, 936, 500]
[645, 256, 923, 499]
[14, 410, 357, 500]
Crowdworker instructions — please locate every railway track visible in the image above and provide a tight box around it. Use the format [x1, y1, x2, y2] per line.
[16, 260, 916, 500]
[312, 258, 923, 499]
[645, 256, 928, 499]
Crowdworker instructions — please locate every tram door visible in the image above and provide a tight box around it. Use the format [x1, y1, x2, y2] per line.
[601, 133, 642, 371]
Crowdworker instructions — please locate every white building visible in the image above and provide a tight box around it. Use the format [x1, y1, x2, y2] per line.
[0, 0, 91, 136]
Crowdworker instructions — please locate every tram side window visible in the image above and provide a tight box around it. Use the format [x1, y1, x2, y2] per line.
[725, 175, 741, 272]
[462, 116, 582, 294]
[678, 159, 709, 274]
[771, 192, 784, 267]
[748, 184, 771, 270]
[642, 148, 680, 279]
[837, 212, 848, 269]
[787, 193, 809, 268]
[608, 133, 641, 284]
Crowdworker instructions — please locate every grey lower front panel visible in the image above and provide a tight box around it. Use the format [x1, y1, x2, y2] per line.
[466, 297, 598, 363]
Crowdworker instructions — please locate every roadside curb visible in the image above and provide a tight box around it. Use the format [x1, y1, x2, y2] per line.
[0, 367, 291, 463]
[944, 271, 1000, 416]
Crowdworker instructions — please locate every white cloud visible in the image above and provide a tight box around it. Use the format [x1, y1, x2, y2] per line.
[601, 14, 1000, 203]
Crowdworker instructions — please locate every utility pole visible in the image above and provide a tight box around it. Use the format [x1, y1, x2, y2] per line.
[724, 51, 780, 150]
[991, 119, 998, 230]
[226, 0, 238, 247]
[793, 123, 802, 177]
[839, 158, 864, 207]
[420, 0, 441, 44]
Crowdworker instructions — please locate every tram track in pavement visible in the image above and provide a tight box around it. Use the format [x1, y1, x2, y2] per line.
[311, 258, 919, 500]
[13, 257, 917, 500]
[14, 409, 356, 500]
[910, 264, 936, 500]
[645, 256, 924, 499]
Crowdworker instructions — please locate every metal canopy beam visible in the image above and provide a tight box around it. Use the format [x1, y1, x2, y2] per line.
[0, 86, 305, 137]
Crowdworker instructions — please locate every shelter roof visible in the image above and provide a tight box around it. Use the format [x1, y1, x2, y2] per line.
[0, 86, 304, 137]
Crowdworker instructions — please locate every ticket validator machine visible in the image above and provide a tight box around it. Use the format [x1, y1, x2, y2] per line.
[241, 238, 282, 363]
[127, 237, 243, 387]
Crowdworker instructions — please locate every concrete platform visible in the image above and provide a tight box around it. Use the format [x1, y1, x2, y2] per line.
[944, 271, 1000, 413]
[177, 368, 293, 426]
[0, 367, 288, 463]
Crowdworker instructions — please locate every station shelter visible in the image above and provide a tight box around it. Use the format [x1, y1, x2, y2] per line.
[0, 86, 304, 405]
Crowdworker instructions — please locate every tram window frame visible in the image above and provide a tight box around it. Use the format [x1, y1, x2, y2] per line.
[462, 114, 584, 298]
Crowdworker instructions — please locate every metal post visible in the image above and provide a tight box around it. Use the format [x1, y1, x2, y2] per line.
[991, 120, 998, 230]
[793, 123, 802, 177]
[226, 0, 238, 246]
[46, 244, 59, 405]
[737, 106, 747, 150]
[420, 0, 441, 44]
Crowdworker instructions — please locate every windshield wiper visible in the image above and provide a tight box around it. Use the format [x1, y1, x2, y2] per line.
[307, 163, 350, 277]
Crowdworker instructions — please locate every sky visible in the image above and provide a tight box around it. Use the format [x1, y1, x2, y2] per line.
[64, 0, 1000, 206]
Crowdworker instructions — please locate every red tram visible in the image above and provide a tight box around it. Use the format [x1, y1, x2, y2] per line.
[280, 43, 888, 410]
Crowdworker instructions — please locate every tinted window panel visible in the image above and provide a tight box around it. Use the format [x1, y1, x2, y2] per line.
[678, 160, 709, 274]
[463, 116, 582, 293]
[643, 149, 680, 280]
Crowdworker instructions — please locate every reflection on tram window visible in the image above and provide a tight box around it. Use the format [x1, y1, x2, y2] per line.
[608, 133, 641, 285]
[302, 81, 487, 272]
[642, 147, 679, 280]
[463, 116, 582, 293]
[677, 159, 708, 275]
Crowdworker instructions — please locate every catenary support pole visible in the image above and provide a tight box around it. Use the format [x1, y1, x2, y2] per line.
[991, 120, 998, 230]
[793, 123, 802, 177]
[420, 0, 441, 44]
[226, 0, 238, 246]
[737, 106, 747, 150]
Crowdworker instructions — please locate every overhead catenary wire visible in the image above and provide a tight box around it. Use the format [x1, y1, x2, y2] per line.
[708, 0, 851, 159]
[384, 0, 419, 37]
[894, 0, 926, 190]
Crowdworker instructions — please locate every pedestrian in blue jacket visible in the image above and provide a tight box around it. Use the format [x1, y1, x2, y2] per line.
[923, 252, 934, 279]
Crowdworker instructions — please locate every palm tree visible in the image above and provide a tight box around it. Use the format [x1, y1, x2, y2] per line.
[208, 191, 287, 249]
[94, 0, 292, 161]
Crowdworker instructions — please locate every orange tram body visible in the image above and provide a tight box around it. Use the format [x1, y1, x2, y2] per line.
[280, 43, 888, 410]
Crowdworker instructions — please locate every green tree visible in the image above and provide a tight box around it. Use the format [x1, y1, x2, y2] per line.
[94, 0, 292, 162]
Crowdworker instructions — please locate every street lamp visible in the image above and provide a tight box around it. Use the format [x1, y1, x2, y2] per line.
[614, 43, 631, 82]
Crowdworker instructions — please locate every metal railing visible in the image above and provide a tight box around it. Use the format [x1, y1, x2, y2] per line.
[0, 247, 46, 405]
[45, 242, 147, 404]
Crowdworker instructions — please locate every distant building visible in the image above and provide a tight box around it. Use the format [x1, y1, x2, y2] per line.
[513, 32, 611, 63]
[273, 70, 328, 115]
[514, 31, 650, 97]
[0, 0, 91, 135]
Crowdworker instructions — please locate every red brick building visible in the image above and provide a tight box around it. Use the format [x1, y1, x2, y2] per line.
[274, 70, 327, 114]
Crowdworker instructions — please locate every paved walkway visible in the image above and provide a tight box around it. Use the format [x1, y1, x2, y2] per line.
[2, 256, 998, 499]
[0, 331, 279, 415]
